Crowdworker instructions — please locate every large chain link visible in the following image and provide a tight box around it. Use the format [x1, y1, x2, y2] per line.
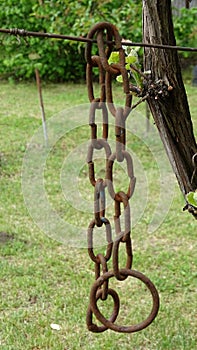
[85, 22, 159, 333]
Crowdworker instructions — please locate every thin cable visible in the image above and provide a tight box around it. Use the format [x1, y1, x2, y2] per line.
[0, 27, 196, 52]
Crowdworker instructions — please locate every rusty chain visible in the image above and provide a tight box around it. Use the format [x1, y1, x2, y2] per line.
[85, 22, 160, 333]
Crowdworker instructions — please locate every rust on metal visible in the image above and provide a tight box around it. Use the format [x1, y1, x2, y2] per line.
[85, 21, 160, 333]
[106, 151, 136, 200]
[0, 27, 196, 52]
[87, 219, 113, 263]
[89, 269, 160, 333]
[86, 288, 120, 333]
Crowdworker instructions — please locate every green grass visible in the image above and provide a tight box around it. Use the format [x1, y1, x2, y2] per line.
[0, 80, 197, 350]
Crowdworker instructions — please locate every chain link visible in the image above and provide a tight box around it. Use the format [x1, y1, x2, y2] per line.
[85, 22, 160, 333]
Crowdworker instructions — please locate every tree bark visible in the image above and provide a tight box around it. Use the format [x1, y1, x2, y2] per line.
[142, 0, 197, 216]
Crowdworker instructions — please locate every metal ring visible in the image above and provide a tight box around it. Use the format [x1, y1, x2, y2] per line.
[87, 138, 112, 187]
[86, 288, 120, 333]
[90, 268, 160, 333]
[106, 71, 132, 118]
[87, 219, 113, 262]
[85, 22, 114, 65]
[106, 151, 136, 200]
[86, 56, 106, 103]
[87, 138, 111, 163]
[112, 235, 132, 281]
[94, 179, 106, 227]
[96, 253, 108, 300]
[89, 101, 108, 142]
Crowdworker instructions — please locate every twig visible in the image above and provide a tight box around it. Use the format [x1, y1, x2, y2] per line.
[130, 64, 149, 80]
[131, 93, 149, 110]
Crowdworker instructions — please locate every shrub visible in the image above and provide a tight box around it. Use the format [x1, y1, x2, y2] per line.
[0, 1, 195, 81]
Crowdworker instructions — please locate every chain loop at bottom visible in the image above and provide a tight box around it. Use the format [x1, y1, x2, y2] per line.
[86, 288, 120, 333]
[89, 268, 160, 333]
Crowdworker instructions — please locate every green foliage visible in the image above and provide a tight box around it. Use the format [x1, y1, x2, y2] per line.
[186, 191, 197, 207]
[173, 7, 197, 58]
[0, 1, 196, 81]
[0, 0, 87, 81]
[0, 0, 142, 82]
[108, 48, 143, 90]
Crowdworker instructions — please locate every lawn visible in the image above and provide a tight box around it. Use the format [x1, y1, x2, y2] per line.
[0, 79, 196, 350]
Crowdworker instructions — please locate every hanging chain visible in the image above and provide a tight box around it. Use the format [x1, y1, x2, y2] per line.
[85, 22, 160, 333]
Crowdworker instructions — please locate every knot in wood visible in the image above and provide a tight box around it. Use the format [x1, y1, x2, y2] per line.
[143, 79, 173, 100]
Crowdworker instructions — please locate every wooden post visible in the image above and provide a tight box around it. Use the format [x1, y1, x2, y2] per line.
[185, 0, 190, 8]
[35, 68, 48, 147]
[143, 0, 197, 216]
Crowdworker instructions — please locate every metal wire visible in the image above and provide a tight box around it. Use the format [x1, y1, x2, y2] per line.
[0, 27, 196, 52]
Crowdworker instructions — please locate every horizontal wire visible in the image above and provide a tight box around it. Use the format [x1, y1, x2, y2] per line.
[0, 27, 197, 52]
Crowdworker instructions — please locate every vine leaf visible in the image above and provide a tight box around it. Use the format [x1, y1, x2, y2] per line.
[186, 191, 197, 207]
[108, 51, 119, 65]
[108, 47, 143, 89]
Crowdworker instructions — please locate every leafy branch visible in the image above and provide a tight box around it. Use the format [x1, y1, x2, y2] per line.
[108, 42, 145, 94]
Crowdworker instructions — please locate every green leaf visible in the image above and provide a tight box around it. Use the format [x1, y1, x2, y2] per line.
[126, 54, 138, 64]
[186, 191, 197, 207]
[125, 63, 131, 70]
[34, 62, 43, 70]
[131, 69, 143, 89]
[108, 51, 119, 65]
[116, 75, 123, 83]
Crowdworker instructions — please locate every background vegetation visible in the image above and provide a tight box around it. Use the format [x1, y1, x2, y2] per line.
[0, 0, 196, 81]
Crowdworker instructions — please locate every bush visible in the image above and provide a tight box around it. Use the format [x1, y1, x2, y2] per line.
[173, 7, 197, 62]
[0, 1, 196, 82]
[0, 0, 143, 81]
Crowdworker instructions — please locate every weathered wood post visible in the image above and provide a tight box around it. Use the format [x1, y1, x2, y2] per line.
[192, 66, 197, 86]
[142, 0, 197, 217]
